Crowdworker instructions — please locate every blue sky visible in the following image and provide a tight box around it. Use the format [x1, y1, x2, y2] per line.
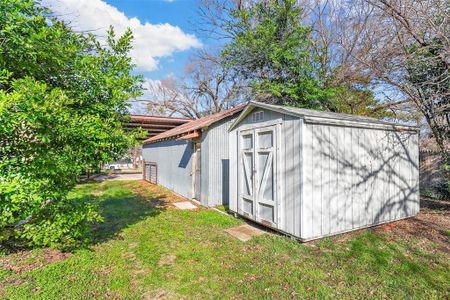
[45, 0, 205, 81]
[106, 0, 201, 80]
[43, 0, 407, 116]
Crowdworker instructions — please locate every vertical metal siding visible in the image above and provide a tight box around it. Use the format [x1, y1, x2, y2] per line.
[142, 140, 193, 199]
[201, 117, 236, 207]
[200, 131, 209, 206]
[142, 115, 237, 207]
[229, 130, 238, 212]
[301, 122, 313, 238]
[280, 115, 302, 236]
[301, 123, 419, 240]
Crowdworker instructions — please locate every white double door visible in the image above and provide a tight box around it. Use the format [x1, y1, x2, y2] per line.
[239, 125, 278, 226]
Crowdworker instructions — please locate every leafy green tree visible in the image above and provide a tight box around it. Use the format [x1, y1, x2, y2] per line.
[204, 0, 395, 117]
[220, 0, 336, 109]
[332, 86, 383, 117]
[0, 0, 143, 250]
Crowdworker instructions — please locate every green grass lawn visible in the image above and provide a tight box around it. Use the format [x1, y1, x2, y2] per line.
[1, 180, 449, 299]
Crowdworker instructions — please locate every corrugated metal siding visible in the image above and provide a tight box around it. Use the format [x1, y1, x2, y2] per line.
[142, 115, 237, 207]
[301, 123, 419, 240]
[200, 131, 209, 206]
[201, 117, 236, 207]
[142, 139, 193, 199]
[229, 129, 238, 212]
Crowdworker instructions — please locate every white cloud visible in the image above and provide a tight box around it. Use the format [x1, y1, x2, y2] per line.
[44, 0, 202, 71]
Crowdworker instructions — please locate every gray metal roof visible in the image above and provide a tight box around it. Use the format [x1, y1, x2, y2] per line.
[230, 101, 418, 131]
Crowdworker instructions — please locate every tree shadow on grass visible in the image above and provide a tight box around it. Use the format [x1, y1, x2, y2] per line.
[0, 182, 166, 268]
[82, 181, 168, 245]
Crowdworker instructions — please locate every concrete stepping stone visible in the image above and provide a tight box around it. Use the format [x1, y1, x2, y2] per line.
[224, 224, 266, 242]
[173, 201, 197, 210]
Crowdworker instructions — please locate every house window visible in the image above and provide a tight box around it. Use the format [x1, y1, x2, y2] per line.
[252, 111, 264, 122]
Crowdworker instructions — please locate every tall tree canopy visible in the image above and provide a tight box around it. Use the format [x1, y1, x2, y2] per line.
[199, 0, 447, 143]
[0, 0, 143, 249]
[221, 0, 336, 109]
[196, 0, 394, 117]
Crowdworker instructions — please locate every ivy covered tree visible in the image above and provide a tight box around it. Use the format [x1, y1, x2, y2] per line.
[0, 0, 143, 250]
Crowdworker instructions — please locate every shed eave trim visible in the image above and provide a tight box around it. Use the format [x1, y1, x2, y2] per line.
[144, 128, 208, 144]
[228, 100, 418, 132]
[303, 117, 418, 131]
[177, 130, 202, 140]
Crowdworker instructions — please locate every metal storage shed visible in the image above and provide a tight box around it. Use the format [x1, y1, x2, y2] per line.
[229, 101, 420, 241]
[142, 105, 245, 207]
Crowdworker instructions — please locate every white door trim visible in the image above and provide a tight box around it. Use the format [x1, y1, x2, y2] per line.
[237, 123, 280, 227]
